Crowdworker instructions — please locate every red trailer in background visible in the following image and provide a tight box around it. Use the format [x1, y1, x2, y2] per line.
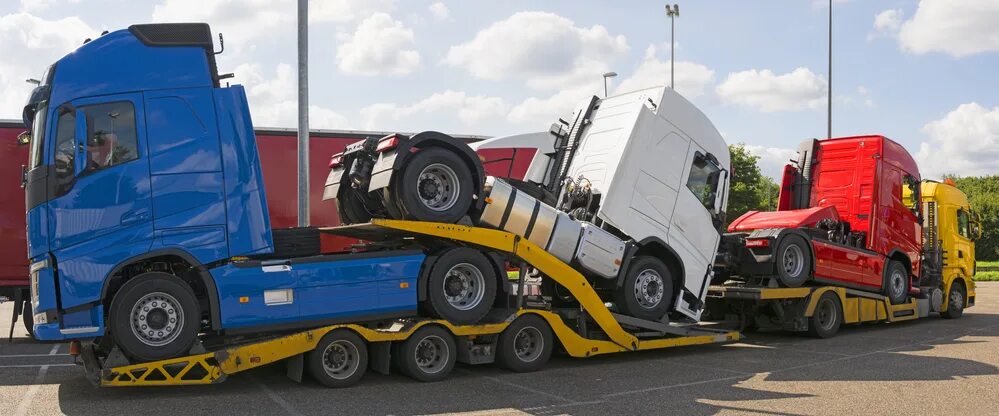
[0, 120, 486, 337]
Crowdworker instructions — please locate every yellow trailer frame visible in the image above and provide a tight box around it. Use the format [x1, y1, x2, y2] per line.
[91, 219, 740, 387]
[707, 284, 923, 331]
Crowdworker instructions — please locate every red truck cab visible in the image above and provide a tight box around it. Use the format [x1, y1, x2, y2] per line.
[721, 135, 922, 304]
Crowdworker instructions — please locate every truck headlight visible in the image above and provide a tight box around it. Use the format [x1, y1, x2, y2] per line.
[29, 258, 48, 308]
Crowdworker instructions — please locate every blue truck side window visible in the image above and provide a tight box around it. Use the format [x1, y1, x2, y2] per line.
[82, 101, 139, 173]
[53, 108, 76, 187]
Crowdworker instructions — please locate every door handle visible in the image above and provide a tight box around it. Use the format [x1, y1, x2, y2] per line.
[121, 210, 149, 226]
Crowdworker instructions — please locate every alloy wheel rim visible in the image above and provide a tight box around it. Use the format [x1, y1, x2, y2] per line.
[634, 269, 665, 309]
[130, 292, 183, 347]
[414, 335, 449, 374]
[442, 263, 486, 311]
[417, 163, 460, 212]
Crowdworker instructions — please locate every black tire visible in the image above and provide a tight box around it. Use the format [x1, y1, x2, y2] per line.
[807, 292, 842, 338]
[392, 147, 474, 223]
[306, 329, 368, 388]
[615, 256, 674, 321]
[496, 314, 554, 373]
[775, 235, 812, 288]
[108, 272, 200, 362]
[424, 248, 498, 325]
[883, 260, 910, 305]
[337, 188, 373, 225]
[940, 280, 966, 319]
[394, 325, 456, 382]
[21, 300, 34, 339]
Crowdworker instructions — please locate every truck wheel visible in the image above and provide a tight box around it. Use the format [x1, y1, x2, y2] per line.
[108, 272, 200, 362]
[775, 235, 811, 288]
[940, 281, 966, 319]
[306, 329, 368, 388]
[425, 248, 498, 325]
[394, 325, 456, 382]
[22, 300, 34, 339]
[337, 188, 372, 225]
[807, 292, 842, 338]
[496, 314, 554, 373]
[884, 261, 910, 305]
[393, 147, 474, 223]
[616, 256, 673, 321]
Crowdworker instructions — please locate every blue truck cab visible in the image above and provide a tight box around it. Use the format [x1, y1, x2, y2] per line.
[21, 24, 426, 361]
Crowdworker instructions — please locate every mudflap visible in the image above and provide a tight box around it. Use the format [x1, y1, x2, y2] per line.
[369, 341, 392, 375]
[285, 354, 304, 383]
[80, 342, 103, 386]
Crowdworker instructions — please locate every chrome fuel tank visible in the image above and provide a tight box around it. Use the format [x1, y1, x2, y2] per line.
[480, 177, 558, 249]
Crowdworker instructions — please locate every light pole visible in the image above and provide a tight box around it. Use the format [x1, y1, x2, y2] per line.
[827, 0, 832, 139]
[297, 0, 310, 227]
[603, 71, 617, 97]
[665, 4, 679, 89]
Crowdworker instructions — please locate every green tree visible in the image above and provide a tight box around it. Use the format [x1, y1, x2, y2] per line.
[947, 175, 999, 261]
[726, 144, 780, 225]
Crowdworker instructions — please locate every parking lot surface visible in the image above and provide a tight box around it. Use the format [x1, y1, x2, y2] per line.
[4, 282, 999, 415]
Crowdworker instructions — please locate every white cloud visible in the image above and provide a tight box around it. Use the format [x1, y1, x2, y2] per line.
[743, 145, 796, 180]
[0, 12, 95, 118]
[428, 2, 450, 21]
[18, 0, 80, 13]
[443, 11, 628, 91]
[613, 44, 715, 98]
[873, 9, 903, 34]
[336, 12, 420, 76]
[152, 0, 394, 45]
[716, 68, 827, 112]
[916, 103, 999, 179]
[359, 90, 508, 131]
[233, 63, 349, 129]
[897, 0, 999, 57]
[508, 84, 600, 128]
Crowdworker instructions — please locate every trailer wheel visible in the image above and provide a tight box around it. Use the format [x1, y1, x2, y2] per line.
[616, 256, 673, 321]
[21, 300, 34, 339]
[807, 292, 842, 338]
[394, 325, 456, 382]
[940, 280, 966, 319]
[425, 248, 498, 325]
[496, 314, 554, 373]
[775, 235, 811, 288]
[393, 147, 474, 224]
[884, 261, 910, 305]
[108, 272, 200, 362]
[306, 329, 368, 388]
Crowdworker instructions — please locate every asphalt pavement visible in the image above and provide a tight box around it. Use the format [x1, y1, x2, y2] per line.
[4, 283, 999, 415]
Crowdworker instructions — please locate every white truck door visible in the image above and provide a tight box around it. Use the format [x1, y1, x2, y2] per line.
[668, 143, 723, 320]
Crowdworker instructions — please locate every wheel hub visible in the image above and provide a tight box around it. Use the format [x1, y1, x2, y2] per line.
[782, 245, 804, 277]
[322, 340, 359, 380]
[130, 292, 183, 347]
[442, 263, 485, 311]
[634, 269, 665, 309]
[414, 335, 448, 374]
[950, 288, 964, 309]
[890, 269, 906, 299]
[417, 163, 460, 212]
[513, 327, 544, 362]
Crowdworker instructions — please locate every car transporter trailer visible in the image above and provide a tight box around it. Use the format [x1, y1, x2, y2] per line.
[74, 219, 937, 388]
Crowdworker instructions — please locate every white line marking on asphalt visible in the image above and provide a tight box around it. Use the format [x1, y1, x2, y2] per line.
[250, 375, 304, 416]
[13, 344, 61, 416]
[0, 364, 75, 368]
[0, 354, 72, 358]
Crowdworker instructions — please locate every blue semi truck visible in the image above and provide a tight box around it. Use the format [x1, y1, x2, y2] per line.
[22, 24, 507, 369]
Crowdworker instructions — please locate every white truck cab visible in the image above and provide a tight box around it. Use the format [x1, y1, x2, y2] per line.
[475, 86, 730, 321]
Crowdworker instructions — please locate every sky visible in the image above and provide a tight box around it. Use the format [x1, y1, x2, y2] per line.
[1, 0, 998, 180]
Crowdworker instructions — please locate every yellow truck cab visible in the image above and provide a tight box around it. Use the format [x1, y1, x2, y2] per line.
[917, 179, 980, 317]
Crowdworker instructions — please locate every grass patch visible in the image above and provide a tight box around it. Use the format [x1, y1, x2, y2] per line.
[977, 260, 999, 268]
[974, 271, 999, 281]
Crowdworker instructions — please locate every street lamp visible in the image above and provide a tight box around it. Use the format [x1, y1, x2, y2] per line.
[665, 4, 679, 89]
[603, 71, 617, 97]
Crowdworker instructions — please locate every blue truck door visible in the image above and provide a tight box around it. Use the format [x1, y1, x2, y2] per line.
[47, 93, 154, 310]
